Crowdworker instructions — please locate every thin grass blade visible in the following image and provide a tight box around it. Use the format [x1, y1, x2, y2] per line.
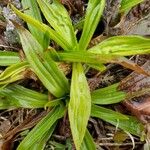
[105, 116, 144, 137]
[91, 104, 128, 120]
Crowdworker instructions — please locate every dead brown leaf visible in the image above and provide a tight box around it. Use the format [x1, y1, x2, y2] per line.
[119, 61, 150, 123]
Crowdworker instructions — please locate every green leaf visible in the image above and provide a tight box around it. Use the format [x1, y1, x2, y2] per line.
[48, 50, 149, 75]
[43, 51, 69, 94]
[17, 106, 65, 150]
[48, 141, 66, 149]
[79, 0, 105, 50]
[11, 5, 71, 50]
[28, 122, 57, 150]
[21, 0, 50, 48]
[68, 63, 91, 150]
[0, 51, 20, 66]
[48, 50, 119, 64]
[91, 105, 144, 136]
[81, 130, 96, 150]
[0, 61, 28, 85]
[120, 0, 144, 12]
[37, 0, 77, 50]
[44, 98, 63, 108]
[92, 84, 126, 104]
[105, 116, 144, 137]
[89, 36, 150, 56]
[0, 84, 48, 109]
[91, 104, 128, 120]
[16, 25, 69, 97]
[87, 64, 106, 72]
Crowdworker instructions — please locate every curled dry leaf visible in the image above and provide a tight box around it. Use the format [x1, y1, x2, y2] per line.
[119, 61, 150, 123]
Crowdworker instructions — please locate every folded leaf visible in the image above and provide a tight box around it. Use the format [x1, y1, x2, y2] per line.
[68, 63, 91, 150]
[37, 0, 77, 50]
[16, 24, 69, 97]
[11, 5, 71, 50]
[79, 0, 105, 50]
[43, 51, 69, 94]
[89, 36, 150, 56]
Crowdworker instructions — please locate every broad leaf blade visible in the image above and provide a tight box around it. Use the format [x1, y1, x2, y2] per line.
[17, 106, 65, 150]
[48, 50, 149, 75]
[51, 51, 118, 64]
[11, 5, 70, 50]
[91, 104, 128, 120]
[28, 122, 57, 150]
[16, 24, 69, 97]
[68, 63, 91, 150]
[105, 116, 144, 137]
[89, 36, 150, 56]
[0, 61, 28, 85]
[91, 105, 144, 136]
[92, 84, 126, 104]
[37, 0, 77, 50]
[0, 51, 20, 66]
[43, 51, 69, 94]
[0, 84, 48, 109]
[79, 0, 105, 50]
